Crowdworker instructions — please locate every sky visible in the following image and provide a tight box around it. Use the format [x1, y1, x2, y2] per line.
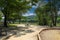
[23, 6, 37, 16]
[23, 0, 48, 16]
[23, 0, 60, 16]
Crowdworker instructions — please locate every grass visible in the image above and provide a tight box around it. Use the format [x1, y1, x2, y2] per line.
[57, 23, 60, 27]
[8, 24, 17, 27]
[8, 22, 60, 27]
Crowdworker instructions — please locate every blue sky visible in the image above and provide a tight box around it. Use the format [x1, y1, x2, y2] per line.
[23, 0, 60, 16]
[23, 6, 37, 16]
[23, 0, 48, 16]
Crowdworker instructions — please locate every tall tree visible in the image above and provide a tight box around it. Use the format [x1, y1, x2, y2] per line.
[46, 0, 59, 26]
[35, 0, 60, 26]
[35, 6, 50, 25]
[0, 0, 33, 27]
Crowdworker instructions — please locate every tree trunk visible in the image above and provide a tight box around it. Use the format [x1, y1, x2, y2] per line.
[38, 16, 41, 25]
[4, 14, 8, 27]
[38, 20, 41, 25]
[51, 11, 57, 26]
[18, 16, 21, 24]
[19, 19, 21, 24]
[54, 12, 57, 26]
[13, 20, 15, 24]
[43, 18, 47, 25]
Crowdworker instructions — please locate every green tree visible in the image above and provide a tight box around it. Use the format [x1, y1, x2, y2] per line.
[35, 6, 50, 25]
[0, 0, 39, 27]
[44, 0, 59, 26]
[0, 0, 31, 27]
[0, 11, 3, 21]
[35, 0, 59, 26]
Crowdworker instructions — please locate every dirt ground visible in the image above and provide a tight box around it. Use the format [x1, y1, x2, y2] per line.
[3, 24, 60, 40]
[7, 24, 42, 40]
[40, 30, 60, 40]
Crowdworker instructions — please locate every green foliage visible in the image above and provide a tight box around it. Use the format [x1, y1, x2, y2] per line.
[0, 11, 3, 20]
[35, 6, 50, 25]
[0, 0, 31, 27]
[0, 0, 39, 27]
[0, 16, 2, 20]
[35, 0, 60, 26]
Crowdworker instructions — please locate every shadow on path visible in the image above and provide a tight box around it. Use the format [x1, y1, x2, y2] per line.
[7, 26, 34, 37]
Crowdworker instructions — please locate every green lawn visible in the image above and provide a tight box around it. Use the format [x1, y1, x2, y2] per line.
[57, 23, 60, 27]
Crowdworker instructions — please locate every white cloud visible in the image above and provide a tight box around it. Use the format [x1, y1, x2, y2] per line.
[22, 13, 36, 16]
[32, 6, 37, 8]
[58, 11, 60, 14]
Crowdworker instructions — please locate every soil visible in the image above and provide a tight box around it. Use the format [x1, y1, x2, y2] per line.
[3, 24, 60, 40]
[40, 30, 60, 40]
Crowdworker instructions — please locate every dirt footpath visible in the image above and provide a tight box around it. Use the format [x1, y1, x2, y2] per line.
[5, 24, 60, 40]
[7, 25, 42, 40]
